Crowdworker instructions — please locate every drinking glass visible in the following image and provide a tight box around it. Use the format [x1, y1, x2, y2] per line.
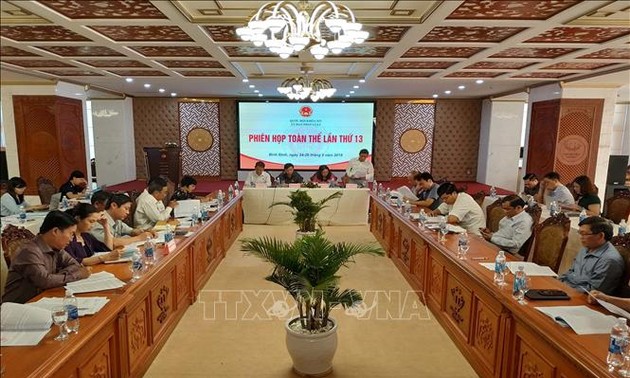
[619, 342, 630, 377]
[458, 244, 469, 260]
[51, 306, 69, 341]
[517, 277, 529, 305]
[439, 219, 448, 243]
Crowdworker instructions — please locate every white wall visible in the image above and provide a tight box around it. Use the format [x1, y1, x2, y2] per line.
[91, 98, 136, 186]
[476, 98, 525, 191]
[612, 103, 630, 156]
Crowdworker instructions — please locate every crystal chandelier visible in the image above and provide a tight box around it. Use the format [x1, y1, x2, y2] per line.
[236, 1, 369, 60]
[277, 76, 336, 102]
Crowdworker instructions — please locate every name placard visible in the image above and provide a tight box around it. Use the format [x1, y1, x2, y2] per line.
[289, 183, 301, 188]
[255, 183, 267, 188]
[345, 184, 358, 189]
[164, 240, 177, 255]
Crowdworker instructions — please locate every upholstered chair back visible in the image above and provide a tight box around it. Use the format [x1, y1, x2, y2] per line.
[486, 198, 506, 232]
[530, 212, 570, 273]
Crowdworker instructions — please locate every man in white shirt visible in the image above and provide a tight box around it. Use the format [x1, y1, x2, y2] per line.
[480, 195, 533, 255]
[245, 161, 273, 187]
[344, 149, 374, 187]
[134, 177, 178, 230]
[433, 183, 485, 235]
[536, 171, 574, 206]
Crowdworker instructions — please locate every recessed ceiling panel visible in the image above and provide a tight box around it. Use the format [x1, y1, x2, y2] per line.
[465, 61, 535, 69]
[79, 59, 150, 68]
[578, 48, 630, 60]
[448, 0, 580, 20]
[158, 60, 224, 68]
[37, 0, 167, 19]
[541, 62, 616, 70]
[36, 45, 124, 56]
[446, 71, 505, 78]
[39, 69, 103, 76]
[512, 72, 574, 78]
[379, 71, 436, 78]
[525, 27, 630, 43]
[420, 26, 526, 42]
[176, 70, 234, 77]
[389, 61, 456, 69]
[0, 46, 39, 57]
[1, 59, 74, 68]
[490, 47, 579, 58]
[0, 25, 90, 41]
[403, 47, 484, 58]
[131, 46, 211, 57]
[107, 69, 168, 76]
[90, 26, 193, 41]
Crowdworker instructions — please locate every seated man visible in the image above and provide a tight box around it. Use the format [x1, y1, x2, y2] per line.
[59, 170, 88, 200]
[171, 175, 211, 202]
[433, 183, 485, 235]
[344, 148, 374, 187]
[559, 217, 623, 294]
[134, 177, 178, 230]
[480, 195, 533, 255]
[522, 173, 540, 197]
[406, 170, 420, 196]
[405, 172, 441, 210]
[2, 211, 90, 303]
[246, 161, 273, 187]
[535, 171, 574, 206]
[91, 193, 155, 247]
[276, 163, 303, 185]
[90, 190, 110, 212]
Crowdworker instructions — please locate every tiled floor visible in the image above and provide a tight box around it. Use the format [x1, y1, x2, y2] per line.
[145, 225, 478, 378]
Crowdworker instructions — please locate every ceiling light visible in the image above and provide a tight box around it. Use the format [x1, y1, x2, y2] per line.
[432, 94, 438, 98]
[249, 84, 255, 88]
[158, 88, 165, 93]
[144, 83, 151, 88]
[476, 79, 484, 84]
[359, 79, 365, 83]
[349, 90, 355, 94]
[170, 92, 177, 97]
[254, 89, 259, 93]
[74, 93, 82, 96]
[277, 76, 336, 102]
[458, 85, 465, 90]
[242, 78, 249, 83]
[353, 85, 359, 89]
[345, 94, 350, 98]
[444, 90, 451, 94]
[237, 1, 368, 60]
[125, 78, 133, 83]
[258, 93, 263, 97]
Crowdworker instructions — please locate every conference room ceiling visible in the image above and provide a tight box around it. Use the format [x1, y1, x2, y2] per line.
[0, 0, 628, 100]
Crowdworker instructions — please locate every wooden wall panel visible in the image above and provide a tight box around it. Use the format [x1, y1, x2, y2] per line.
[219, 99, 238, 180]
[526, 100, 560, 178]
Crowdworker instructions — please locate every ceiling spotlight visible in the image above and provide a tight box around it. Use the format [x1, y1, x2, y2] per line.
[158, 88, 165, 93]
[432, 94, 438, 98]
[349, 90, 355, 94]
[345, 94, 350, 98]
[254, 89, 260, 93]
[476, 79, 484, 84]
[359, 79, 366, 83]
[170, 92, 177, 97]
[458, 85, 465, 90]
[249, 84, 255, 88]
[144, 83, 151, 88]
[74, 92, 82, 96]
[258, 93, 263, 97]
[353, 85, 359, 89]
[242, 78, 249, 83]
[125, 78, 133, 83]
[444, 90, 451, 94]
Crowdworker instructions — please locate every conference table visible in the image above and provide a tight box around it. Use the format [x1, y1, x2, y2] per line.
[242, 187, 370, 225]
[0, 195, 243, 378]
[371, 193, 616, 378]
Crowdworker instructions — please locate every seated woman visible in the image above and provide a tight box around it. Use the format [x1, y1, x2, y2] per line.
[171, 175, 211, 202]
[561, 175, 601, 216]
[90, 193, 156, 248]
[0, 177, 47, 216]
[59, 170, 88, 199]
[65, 203, 120, 265]
[310, 165, 337, 184]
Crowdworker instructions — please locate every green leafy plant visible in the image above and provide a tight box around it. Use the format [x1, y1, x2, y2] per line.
[270, 189, 342, 232]
[301, 181, 320, 189]
[241, 231, 384, 331]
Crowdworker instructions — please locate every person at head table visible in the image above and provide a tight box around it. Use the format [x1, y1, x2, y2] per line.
[245, 161, 273, 187]
[560, 175, 601, 216]
[431, 183, 486, 236]
[522, 173, 540, 197]
[404, 172, 441, 210]
[171, 175, 212, 202]
[59, 170, 88, 200]
[134, 177, 178, 230]
[2, 211, 91, 304]
[344, 149, 374, 187]
[90, 193, 156, 248]
[310, 165, 337, 184]
[558, 216, 623, 295]
[534, 171, 574, 207]
[64, 203, 121, 265]
[406, 170, 420, 196]
[0, 177, 48, 216]
[479, 195, 533, 256]
[276, 163, 304, 185]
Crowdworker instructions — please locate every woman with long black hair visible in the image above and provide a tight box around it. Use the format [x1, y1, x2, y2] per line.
[0, 177, 47, 216]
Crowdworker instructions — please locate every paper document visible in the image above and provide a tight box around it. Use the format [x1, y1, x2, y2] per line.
[479, 263, 496, 271]
[396, 186, 418, 201]
[1, 302, 52, 346]
[94, 252, 132, 264]
[65, 271, 125, 294]
[596, 298, 630, 319]
[536, 305, 617, 335]
[28, 297, 110, 317]
[506, 262, 558, 277]
[133, 231, 166, 247]
[174, 199, 202, 218]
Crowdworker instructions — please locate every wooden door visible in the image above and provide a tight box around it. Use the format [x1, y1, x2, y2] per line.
[526, 100, 559, 178]
[13, 96, 86, 195]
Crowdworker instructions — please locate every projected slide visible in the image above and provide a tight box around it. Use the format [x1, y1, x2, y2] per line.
[239, 102, 374, 170]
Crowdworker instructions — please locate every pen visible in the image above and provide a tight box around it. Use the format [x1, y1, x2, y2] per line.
[471, 257, 487, 261]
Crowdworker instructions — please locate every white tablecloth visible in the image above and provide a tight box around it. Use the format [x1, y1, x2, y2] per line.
[242, 187, 370, 226]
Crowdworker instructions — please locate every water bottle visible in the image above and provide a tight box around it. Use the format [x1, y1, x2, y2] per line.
[549, 201, 558, 217]
[228, 185, 234, 201]
[403, 200, 412, 218]
[191, 205, 199, 225]
[18, 205, 26, 223]
[418, 209, 427, 230]
[200, 205, 209, 221]
[512, 265, 527, 302]
[579, 209, 588, 223]
[457, 231, 469, 259]
[527, 195, 536, 207]
[164, 224, 173, 243]
[131, 251, 144, 282]
[377, 183, 383, 197]
[144, 236, 156, 266]
[490, 186, 497, 198]
[607, 318, 629, 372]
[385, 188, 391, 201]
[396, 196, 402, 209]
[217, 190, 224, 207]
[63, 289, 80, 333]
[620, 220, 628, 236]
[234, 180, 239, 192]
[494, 251, 507, 286]
[439, 216, 448, 242]
[61, 196, 69, 211]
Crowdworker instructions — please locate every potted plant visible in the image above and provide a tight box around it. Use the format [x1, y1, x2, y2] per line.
[240, 231, 384, 376]
[270, 189, 342, 237]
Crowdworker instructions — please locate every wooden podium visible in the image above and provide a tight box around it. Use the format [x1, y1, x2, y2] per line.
[143, 145, 181, 184]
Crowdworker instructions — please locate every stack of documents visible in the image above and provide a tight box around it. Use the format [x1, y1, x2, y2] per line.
[28, 297, 110, 316]
[505, 262, 558, 277]
[66, 271, 125, 294]
[536, 306, 617, 335]
[132, 231, 166, 247]
[1, 302, 52, 346]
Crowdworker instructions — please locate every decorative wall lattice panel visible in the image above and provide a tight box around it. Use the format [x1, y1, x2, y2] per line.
[219, 99, 238, 179]
[392, 103, 435, 177]
[375, 100, 396, 181]
[179, 102, 220, 176]
[432, 100, 482, 181]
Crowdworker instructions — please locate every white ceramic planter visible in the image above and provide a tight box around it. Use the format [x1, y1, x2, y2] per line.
[295, 230, 316, 240]
[285, 317, 338, 377]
